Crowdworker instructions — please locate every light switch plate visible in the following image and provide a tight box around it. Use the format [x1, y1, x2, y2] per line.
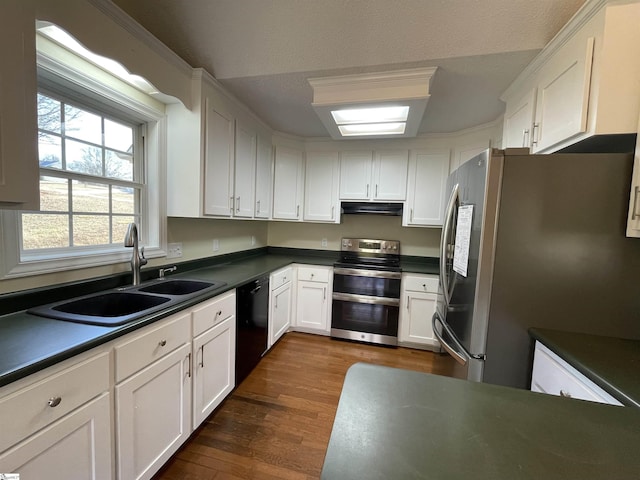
[167, 242, 183, 258]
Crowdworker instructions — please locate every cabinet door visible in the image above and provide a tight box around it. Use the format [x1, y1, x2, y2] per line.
[0, 0, 39, 209]
[339, 151, 373, 200]
[373, 150, 408, 200]
[403, 151, 449, 227]
[304, 151, 340, 223]
[295, 280, 329, 332]
[503, 89, 536, 148]
[626, 115, 640, 238]
[255, 135, 272, 219]
[116, 343, 192, 480]
[204, 100, 234, 216]
[272, 146, 303, 220]
[399, 291, 438, 347]
[234, 120, 256, 218]
[0, 394, 112, 479]
[193, 316, 236, 428]
[532, 37, 594, 152]
[269, 282, 292, 348]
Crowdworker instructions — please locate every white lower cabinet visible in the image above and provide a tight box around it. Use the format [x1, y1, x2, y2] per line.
[192, 310, 236, 428]
[531, 341, 622, 406]
[399, 274, 440, 350]
[0, 352, 112, 479]
[294, 265, 332, 334]
[269, 266, 293, 348]
[114, 312, 192, 480]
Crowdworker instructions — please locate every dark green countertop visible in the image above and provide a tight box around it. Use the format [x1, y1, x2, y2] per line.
[529, 328, 640, 408]
[0, 249, 437, 388]
[321, 363, 640, 480]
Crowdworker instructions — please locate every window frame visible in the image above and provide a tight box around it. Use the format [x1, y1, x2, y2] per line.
[0, 33, 167, 279]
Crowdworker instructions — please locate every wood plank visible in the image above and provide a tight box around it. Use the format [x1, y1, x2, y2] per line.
[152, 332, 455, 480]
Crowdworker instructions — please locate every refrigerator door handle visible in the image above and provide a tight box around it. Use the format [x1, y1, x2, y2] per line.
[432, 311, 470, 366]
[440, 184, 459, 305]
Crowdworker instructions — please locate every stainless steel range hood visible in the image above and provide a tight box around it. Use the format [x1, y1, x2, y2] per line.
[340, 202, 403, 216]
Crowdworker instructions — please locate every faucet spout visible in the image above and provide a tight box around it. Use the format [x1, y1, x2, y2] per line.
[124, 223, 147, 285]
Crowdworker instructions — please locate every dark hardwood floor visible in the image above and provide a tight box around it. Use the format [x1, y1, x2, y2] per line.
[152, 332, 456, 480]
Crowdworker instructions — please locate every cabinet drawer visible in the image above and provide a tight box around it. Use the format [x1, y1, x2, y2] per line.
[0, 351, 110, 453]
[115, 311, 190, 382]
[192, 290, 236, 337]
[531, 342, 622, 406]
[297, 265, 330, 283]
[271, 267, 293, 289]
[402, 274, 439, 293]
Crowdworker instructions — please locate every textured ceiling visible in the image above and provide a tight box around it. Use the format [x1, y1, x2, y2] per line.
[111, 0, 587, 137]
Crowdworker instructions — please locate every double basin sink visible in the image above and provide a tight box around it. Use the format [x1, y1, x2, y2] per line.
[28, 278, 226, 327]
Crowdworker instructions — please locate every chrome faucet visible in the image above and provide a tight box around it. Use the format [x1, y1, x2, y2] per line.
[124, 222, 147, 285]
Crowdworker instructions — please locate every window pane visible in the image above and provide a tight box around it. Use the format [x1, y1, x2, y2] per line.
[112, 186, 136, 214]
[73, 215, 109, 246]
[66, 139, 103, 175]
[72, 180, 109, 213]
[38, 134, 62, 169]
[104, 119, 133, 152]
[65, 105, 102, 145]
[40, 176, 68, 212]
[37, 94, 61, 134]
[113, 216, 136, 244]
[105, 150, 133, 180]
[22, 214, 69, 249]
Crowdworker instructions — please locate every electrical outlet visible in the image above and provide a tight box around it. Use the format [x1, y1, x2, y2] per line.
[167, 242, 183, 258]
[321, 238, 328, 247]
[251, 235, 256, 246]
[212, 239, 219, 252]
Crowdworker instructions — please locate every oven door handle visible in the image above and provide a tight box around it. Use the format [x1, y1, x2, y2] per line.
[333, 267, 401, 279]
[332, 292, 400, 307]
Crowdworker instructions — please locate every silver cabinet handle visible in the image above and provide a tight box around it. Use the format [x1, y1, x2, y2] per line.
[186, 353, 191, 378]
[257, 199, 261, 213]
[331, 205, 335, 219]
[406, 296, 410, 309]
[216, 310, 222, 317]
[560, 389, 572, 398]
[632, 186, 640, 220]
[522, 128, 530, 147]
[230, 196, 234, 212]
[366, 184, 369, 197]
[532, 122, 540, 146]
[236, 196, 240, 212]
[410, 208, 414, 222]
[48, 396, 62, 408]
[296, 205, 300, 217]
[158, 339, 167, 347]
[323, 287, 326, 300]
[199, 345, 205, 368]
[375, 184, 379, 197]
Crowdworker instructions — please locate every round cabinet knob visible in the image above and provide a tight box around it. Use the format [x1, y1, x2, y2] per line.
[48, 396, 62, 408]
[159, 339, 167, 347]
[217, 310, 222, 316]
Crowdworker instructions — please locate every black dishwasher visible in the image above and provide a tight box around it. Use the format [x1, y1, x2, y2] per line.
[235, 275, 269, 385]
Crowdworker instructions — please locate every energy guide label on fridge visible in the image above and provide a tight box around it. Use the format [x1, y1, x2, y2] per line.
[453, 204, 473, 277]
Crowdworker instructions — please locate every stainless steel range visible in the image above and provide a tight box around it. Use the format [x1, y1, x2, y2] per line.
[331, 238, 401, 346]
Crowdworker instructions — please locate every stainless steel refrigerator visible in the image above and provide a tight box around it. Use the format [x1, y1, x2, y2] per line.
[432, 148, 640, 389]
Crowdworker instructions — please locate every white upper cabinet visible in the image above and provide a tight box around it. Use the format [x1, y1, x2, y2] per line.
[233, 120, 256, 218]
[501, 1, 640, 153]
[0, 0, 39, 210]
[255, 135, 273, 219]
[627, 112, 640, 238]
[304, 151, 340, 223]
[339, 150, 408, 201]
[272, 145, 304, 221]
[403, 150, 449, 227]
[203, 99, 235, 216]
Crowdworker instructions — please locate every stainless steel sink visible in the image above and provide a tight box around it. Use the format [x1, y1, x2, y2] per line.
[28, 278, 226, 327]
[138, 279, 218, 295]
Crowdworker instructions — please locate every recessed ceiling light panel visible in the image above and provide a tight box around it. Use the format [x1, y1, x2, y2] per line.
[331, 106, 410, 125]
[338, 122, 406, 136]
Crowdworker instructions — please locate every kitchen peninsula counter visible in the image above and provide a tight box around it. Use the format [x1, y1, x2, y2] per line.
[529, 328, 640, 407]
[0, 248, 438, 387]
[321, 363, 640, 480]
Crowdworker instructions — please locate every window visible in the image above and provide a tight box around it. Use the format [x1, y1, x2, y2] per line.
[0, 24, 167, 279]
[23, 91, 143, 255]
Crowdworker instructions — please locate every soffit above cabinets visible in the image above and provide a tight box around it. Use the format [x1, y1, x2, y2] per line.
[111, 0, 587, 138]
